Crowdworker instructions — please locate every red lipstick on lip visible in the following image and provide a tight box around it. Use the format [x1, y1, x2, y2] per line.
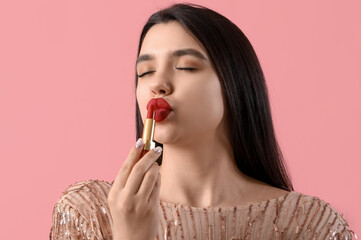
[147, 98, 172, 122]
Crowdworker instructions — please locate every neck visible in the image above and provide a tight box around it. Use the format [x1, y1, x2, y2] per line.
[158, 136, 251, 208]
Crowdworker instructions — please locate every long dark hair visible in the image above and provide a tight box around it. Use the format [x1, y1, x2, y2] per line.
[135, 3, 294, 191]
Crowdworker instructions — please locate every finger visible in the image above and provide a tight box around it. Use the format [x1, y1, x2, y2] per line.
[111, 138, 144, 190]
[125, 146, 162, 194]
[137, 162, 159, 198]
[149, 172, 161, 203]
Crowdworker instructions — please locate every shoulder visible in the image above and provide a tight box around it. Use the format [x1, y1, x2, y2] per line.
[59, 179, 112, 200]
[55, 179, 112, 215]
[50, 179, 113, 239]
[278, 191, 356, 239]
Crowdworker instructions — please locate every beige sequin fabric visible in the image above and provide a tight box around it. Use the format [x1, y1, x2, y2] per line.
[50, 179, 356, 240]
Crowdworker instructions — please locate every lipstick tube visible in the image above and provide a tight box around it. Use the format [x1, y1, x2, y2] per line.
[140, 109, 156, 158]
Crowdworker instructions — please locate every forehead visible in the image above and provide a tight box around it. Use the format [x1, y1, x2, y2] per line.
[139, 21, 207, 57]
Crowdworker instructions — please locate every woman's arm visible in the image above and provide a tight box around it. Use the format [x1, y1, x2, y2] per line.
[50, 199, 89, 239]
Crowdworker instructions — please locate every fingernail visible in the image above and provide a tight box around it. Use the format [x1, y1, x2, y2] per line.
[136, 138, 144, 148]
[154, 146, 162, 154]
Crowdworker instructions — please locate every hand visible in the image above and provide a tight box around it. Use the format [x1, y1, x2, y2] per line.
[108, 138, 162, 240]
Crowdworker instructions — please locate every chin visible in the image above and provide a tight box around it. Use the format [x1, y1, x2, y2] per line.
[154, 131, 179, 145]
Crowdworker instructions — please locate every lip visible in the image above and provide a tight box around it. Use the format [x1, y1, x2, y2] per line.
[147, 98, 172, 111]
[146, 98, 173, 122]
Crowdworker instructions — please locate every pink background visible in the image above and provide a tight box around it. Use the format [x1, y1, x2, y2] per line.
[0, 0, 359, 238]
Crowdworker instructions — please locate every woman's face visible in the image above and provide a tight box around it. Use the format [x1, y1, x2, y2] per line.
[136, 21, 228, 145]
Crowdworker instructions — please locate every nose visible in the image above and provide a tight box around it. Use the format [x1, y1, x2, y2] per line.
[149, 73, 173, 96]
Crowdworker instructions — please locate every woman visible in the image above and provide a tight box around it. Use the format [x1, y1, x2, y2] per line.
[50, 3, 355, 239]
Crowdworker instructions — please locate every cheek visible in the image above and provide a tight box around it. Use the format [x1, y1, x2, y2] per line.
[181, 74, 224, 123]
[206, 78, 225, 120]
[136, 86, 147, 121]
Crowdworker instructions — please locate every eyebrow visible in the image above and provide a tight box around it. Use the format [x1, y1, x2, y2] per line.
[136, 48, 207, 65]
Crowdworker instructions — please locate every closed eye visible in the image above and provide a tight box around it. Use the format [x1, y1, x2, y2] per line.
[137, 71, 155, 78]
[176, 67, 196, 71]
[137, 68, 196, 78]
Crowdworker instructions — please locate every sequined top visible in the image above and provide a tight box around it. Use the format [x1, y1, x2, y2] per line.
[50, 179, 356, 240]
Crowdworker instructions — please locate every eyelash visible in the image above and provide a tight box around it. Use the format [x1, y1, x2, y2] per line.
[137, 67, 196, 78]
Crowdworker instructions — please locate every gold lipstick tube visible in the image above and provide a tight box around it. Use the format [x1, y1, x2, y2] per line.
[140, 110, 156, 157]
